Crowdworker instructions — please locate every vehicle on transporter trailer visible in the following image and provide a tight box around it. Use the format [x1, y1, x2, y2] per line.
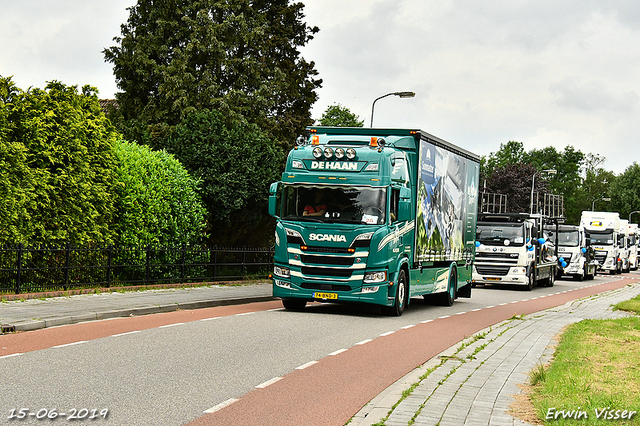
[472, 193, 563, 290]
[268, 127, 480, 316]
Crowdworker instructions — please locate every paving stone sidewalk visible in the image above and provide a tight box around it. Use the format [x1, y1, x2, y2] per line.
[352, 282, 640, 426]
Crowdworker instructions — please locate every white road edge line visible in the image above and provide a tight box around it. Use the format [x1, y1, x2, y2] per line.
[329, 348, 347, 356]
[159, 323, 185, 328]
[401, 324, 415, 329]
[356, 339, 372, 345]
[296, 361, 318, 370]
[200, 317, 221, 321]
[204, 398, 239, 414]
[52, 341, 88, 349]
[235, 312, 256, 316]
[111, 330, 141, 337]
[380, 331, 395, 337]
[256, 377, 282, 389]
[0, 353, 24, 359]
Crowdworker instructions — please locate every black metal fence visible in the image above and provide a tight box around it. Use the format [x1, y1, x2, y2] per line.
[0, 244, 274, 295]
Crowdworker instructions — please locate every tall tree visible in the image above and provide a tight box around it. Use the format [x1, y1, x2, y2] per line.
[609, 163, 640, 221]
[318, 103, 364, 127]
[166, 109, 282, 245]
[103, 0, 321, 150]
[528, 145, 584, 223]
[482, 141, 527, 179]
[482, 163, 549, 214]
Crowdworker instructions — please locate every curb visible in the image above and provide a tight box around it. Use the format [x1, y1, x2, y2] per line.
[2, 295, 275, 333]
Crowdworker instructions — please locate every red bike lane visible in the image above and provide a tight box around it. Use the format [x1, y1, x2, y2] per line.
[185, 276, 636, 426]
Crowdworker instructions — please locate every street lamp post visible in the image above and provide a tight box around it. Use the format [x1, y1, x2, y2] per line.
[530, 169, 557, 214]
[370, 91, 415, 127]
[592, 197, 611, 211]
[630, 210, 640, 223]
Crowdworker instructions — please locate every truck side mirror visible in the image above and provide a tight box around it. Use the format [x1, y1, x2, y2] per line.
[268, 182, 281, 218]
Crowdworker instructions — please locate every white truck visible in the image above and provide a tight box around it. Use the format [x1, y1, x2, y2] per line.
[545, 224, 597, 281]
[473, 213, 557, 290]
[580, 211, 622, 275]
[629, 223, 639, 271]
[619, 219, 631, 273]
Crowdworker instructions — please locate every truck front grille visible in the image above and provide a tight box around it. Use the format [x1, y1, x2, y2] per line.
[301, 266, 353, 278]
[301, 283, 352, 292]
[476, 265, 511, 276]
[301, 254, 354, 266]
[475, 252, 519, 265]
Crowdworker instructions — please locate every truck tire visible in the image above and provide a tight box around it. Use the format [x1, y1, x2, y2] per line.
[526, 269, 535, 291]
[547, 269, 555, 287]
[383, 269, 408, 316]
[437, 268, 456, 306]
[282, 299, 306, 311]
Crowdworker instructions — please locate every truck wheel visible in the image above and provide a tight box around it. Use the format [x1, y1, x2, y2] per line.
[526, 270, 534, 291]
[383, 269, 408, 316]
[574, 270, 585, 282]
[437, 269, 456, 306]
[547, 270, 555, 287]
[282, 299, 306, 311]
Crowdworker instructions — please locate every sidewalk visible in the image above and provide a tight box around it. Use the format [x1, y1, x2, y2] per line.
[0, 282, 273, 332]
[350, 280, 640, 426]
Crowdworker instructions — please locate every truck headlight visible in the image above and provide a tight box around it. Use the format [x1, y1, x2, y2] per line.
[361, 286, 380, 293]
[364, 271, 387, 283]
[274, 265, 291, 278]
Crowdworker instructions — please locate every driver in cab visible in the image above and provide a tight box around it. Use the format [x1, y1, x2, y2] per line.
[303, 192, 327, 217]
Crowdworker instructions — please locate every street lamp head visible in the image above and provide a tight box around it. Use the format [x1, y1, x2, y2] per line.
[542, 169, 557, 175]
[370, 91, 416, 127]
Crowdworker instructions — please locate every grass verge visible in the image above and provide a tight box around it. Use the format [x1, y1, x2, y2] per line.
[529, 293, 640, 425]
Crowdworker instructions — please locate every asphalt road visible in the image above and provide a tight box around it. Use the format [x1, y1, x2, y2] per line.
[0, 273, 634, 426]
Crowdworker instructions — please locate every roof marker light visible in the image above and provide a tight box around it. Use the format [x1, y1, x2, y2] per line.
[370, 137, 378, 147]
[312, 135, 320, 145]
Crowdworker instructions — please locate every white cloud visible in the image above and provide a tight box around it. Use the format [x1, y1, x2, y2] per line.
[2, 0, 638, 174]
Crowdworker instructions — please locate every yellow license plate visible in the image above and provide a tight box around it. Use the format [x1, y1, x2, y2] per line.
[486, 277, 501, 281]
[313, 292, 338, 300]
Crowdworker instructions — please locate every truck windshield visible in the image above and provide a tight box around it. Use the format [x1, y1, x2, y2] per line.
[557, 230, 580, 247]
[281, 185, 386, 225]
[476, 223, 525, 246]
[586, 230, 614, 245]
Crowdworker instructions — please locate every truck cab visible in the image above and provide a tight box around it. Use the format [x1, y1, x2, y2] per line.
[473, 213, 557, 290]
[545, 224, 597, 281]
[580, 211, 622, 274]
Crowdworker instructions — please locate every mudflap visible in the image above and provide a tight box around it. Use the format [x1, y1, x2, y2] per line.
[457, 282, 472, 298]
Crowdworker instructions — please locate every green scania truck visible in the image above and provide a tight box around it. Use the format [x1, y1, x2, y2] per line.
[268, 127, 480, 316]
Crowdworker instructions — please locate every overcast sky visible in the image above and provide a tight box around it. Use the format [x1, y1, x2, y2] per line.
[2, 0, 638, 174]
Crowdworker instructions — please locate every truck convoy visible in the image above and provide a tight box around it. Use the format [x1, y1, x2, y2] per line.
[473, 213, 558, 290]
[268, 127, 480, 316]
[546, 224, 597, 281]
[580, 211, 622, 274]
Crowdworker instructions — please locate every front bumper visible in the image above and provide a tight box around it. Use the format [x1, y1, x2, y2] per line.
[272, 278, 392, 306]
